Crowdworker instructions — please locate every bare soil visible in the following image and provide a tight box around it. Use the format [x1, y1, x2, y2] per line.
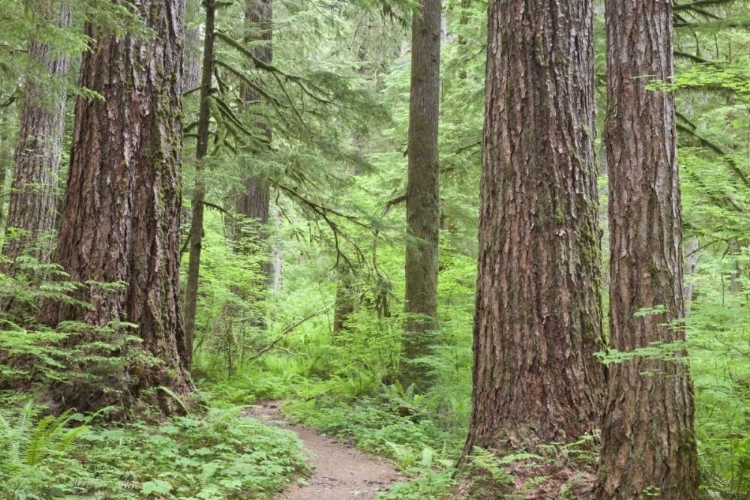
[246, 401, 402, 500]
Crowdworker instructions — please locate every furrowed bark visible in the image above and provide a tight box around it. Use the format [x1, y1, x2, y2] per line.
[3, 2, 71, 271]
[464, 0, 605, 452]
[599, 0, 699, 496]
[45, 0, 191, 415]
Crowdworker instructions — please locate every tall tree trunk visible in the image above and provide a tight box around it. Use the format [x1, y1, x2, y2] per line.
[184, 0, 216, 367]
[332, 46, 368, 338]
[463, 0, 605, 453]
[0, 112, 12, 231]
[45, 0, 191, 415]
[599, 0, 699, 496]
[3, 3, 70, 270]
[332, 266, 357, 337]
[184, 0, 202, 94]
[684, 237, 699, 316]
[401, 0, 441, 391]
[236, 0, 273, 282]
[728, 238, 741, 293]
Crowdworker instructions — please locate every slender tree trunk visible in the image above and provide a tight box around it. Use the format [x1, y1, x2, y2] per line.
[729, 238, 741, 293]
[184, 0, 216, 367]
[270, 209, 283, 292]
[184, 0, 202, 94]
[45, 0, 191, 415]
[0, 113, 12, 231]
[332, 266, 357, 337]
[598, 0, 699, 496]
[684, 237, 699, 316]
[401, 0, 441, 391]
[236, 0, 273, 282]
[3, 3, 70, 270]
[332, 47, 369, 338]
[463, 0, 605, 453]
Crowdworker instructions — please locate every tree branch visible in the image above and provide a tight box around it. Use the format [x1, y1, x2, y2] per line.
[382, 193, 406, 217]
[245, 309, 328, 362]
[203, 201, 235, 221]
[677, 123, 750, 189]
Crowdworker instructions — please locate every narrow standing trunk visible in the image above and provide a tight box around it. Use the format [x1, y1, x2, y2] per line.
[463, 0, 605, 453]
[235, 0, 273, 282]
[45, 0, 191, 414]
[332, 266, 357, 337]
[0, 113, 12, 231]
[3, 3, 71, 270]
[184, 0, 202, 94]
[599, 0, 699, 496]
[332, 47, 368, 338]
[684, 237, 699, 316]
[729, 238, 741, 293]
[184, 0, 216, 367]
[401, 0, 441, 391]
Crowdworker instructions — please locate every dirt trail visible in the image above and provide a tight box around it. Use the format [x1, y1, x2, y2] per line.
[247, 401, 402, 500]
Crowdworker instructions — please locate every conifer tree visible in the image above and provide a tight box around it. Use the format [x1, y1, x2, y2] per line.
[235, 0, 273, 285]
[3, 2, 70, 271]
[599, 0, 699, 495]
[46, 0, 192, 414]
[463, 0, 605, 452]
[401, 0, 441, 390]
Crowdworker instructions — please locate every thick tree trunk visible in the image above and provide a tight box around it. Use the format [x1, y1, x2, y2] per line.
[45, 0, 191, 414]
[599, 0, 699, 496]
[236, 0, 273, 282]
[3, 4, 70, 270]
[184, 0, 216, 367]
[463, 0, 605, 453]
[401, 0, 441, 391]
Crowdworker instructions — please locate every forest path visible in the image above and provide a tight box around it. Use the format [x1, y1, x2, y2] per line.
[247, 401, 402, 500]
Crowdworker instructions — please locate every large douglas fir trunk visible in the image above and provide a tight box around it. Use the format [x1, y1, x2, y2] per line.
[46, 0, 192, 414]
[598, 0, 699, 495]
[464, 0, 605, 452]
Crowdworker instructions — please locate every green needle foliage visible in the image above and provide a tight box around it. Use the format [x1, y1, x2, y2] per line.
[3, 0, 750, 498]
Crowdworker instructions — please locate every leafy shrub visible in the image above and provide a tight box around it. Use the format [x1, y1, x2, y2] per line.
[0, 397, 308, 499]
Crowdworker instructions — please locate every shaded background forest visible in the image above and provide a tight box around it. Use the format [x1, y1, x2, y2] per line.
[1, 0, 750, 498]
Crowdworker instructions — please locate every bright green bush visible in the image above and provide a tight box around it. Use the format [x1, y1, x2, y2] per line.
[0, 397, 308, 500]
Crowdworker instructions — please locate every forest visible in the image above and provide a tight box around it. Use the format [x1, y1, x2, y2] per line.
[0, 0, 749, 498]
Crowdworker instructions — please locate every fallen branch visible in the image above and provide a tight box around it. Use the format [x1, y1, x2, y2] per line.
[246, 308, 328, 362]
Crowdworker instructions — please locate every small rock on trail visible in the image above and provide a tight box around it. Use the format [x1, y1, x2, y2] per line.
[246, 401, 402, 500]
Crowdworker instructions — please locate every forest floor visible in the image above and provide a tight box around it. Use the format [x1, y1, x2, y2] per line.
[247, 401, 402, 499]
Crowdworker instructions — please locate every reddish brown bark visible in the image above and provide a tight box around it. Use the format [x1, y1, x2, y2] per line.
[45, 0, 191, 414]
[599, 0, 699, 496]
[3, 4, 71, 269]
[463, 0, 605, 452]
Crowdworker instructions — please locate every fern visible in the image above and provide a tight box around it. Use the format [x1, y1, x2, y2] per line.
[469, 447, 514, 485]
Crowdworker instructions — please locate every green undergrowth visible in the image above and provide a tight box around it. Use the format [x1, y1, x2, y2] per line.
[282, 391, 462, 499]
[0, 392, 308, 500]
